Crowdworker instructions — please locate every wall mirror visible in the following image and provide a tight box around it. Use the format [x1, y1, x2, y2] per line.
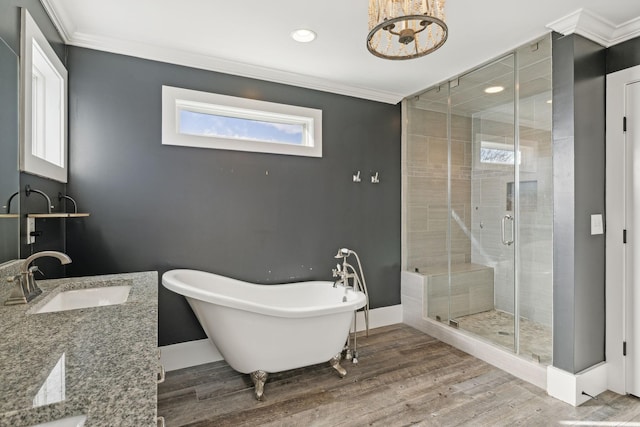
[0, 36, 20, 263]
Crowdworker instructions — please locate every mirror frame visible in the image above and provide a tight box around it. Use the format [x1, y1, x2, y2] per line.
[20, 8, 68, 183]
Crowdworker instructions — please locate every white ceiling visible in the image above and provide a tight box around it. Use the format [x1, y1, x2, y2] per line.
[42, 0, 640, 104]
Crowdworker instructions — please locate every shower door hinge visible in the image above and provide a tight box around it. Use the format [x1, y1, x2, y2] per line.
[623, 341, 627, 356]
[624, 229, 627, 244]
[623, 116, 627, 132]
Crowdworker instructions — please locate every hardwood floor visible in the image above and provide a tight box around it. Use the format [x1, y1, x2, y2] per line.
[158, 324, 640, 426]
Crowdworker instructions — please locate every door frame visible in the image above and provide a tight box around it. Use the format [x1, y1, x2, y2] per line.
[606, 64, 640, 394]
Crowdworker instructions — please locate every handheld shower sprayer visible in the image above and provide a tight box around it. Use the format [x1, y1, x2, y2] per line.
[334, 248, 351, 259]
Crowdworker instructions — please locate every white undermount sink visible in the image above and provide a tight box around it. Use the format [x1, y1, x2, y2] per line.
[35, 286, 131, 314]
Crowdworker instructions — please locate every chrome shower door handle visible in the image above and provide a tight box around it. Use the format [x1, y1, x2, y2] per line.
[501, 214, 514, 246]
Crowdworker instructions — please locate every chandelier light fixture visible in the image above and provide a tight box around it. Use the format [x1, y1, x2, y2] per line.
[367, 0, 448, 60]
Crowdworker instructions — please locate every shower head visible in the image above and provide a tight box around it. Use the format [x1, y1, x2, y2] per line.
[334, 248, 352, 259]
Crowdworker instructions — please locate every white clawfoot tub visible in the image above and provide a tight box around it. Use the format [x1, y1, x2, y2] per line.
[162, 269, 367, 400]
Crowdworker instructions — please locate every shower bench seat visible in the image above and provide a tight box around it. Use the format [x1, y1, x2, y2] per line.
[408, 263, 494, 321]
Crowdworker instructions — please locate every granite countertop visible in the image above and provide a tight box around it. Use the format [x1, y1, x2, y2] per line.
[0, 261, 158, 427]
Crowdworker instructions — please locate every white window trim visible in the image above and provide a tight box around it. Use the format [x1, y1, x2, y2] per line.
[162, 86, 322, 157]
[20, 8, 68, 183]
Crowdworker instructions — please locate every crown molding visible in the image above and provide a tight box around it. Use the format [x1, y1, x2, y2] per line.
[39, 1, 401, 104]
[609, 16, 640, 46]
[69, 32, 402, 104]
[546, 8, 640, 47]
[39, 0, 74, 43]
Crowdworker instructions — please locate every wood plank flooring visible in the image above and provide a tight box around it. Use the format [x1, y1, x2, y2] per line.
[158, 324, 640, 426]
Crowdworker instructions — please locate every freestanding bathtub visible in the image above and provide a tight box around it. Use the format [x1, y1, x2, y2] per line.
[162, 269, 367, 400]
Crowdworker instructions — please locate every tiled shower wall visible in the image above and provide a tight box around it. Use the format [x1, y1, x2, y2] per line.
[518, 125, 553, 327]
[470, 117, 553, 327]
[405, 108, 472, 270]
[405, 107, 553, 328]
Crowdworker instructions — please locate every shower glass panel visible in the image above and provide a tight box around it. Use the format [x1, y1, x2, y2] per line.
[449, 55, 516, 353]
[515, 38, 553, 364]
[405, 34, 553, 365]
[405, 85, 451, 323]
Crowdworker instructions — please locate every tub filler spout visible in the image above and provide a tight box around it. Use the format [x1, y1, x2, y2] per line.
[333, 248, 370, 364]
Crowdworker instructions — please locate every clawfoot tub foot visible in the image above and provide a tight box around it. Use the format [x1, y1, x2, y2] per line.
[329, 353, 347, 378]
[250, 370, 269, 401]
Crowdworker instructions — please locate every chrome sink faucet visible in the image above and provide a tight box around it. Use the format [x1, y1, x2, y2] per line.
[5, 251, 72, 305]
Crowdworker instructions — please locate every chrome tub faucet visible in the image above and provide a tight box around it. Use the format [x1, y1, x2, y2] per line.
[331, 248, 371, 364]
[5, 251, 72, 305]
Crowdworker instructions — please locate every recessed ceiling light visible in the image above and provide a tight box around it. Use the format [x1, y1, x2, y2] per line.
[546, 99, 553, 104]
[484, 86, 504, 94]
[291, 29, 316, 43]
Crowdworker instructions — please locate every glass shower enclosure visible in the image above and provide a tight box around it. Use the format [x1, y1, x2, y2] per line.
[405, 35, 553, 364]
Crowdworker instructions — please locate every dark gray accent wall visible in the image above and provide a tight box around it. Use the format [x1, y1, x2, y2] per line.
[66, 47, 401, 346]
[552, 33, 575, 373]
[552, 32, 606, 374]
[607, 36, 640, 75]
[19, 174, 68, 277]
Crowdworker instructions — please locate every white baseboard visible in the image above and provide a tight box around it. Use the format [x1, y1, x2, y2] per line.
[160, 304, 402, 372]
[356, 304, 403, 332]
[547, 362, 608, 406]
[160, 338, 223, 372]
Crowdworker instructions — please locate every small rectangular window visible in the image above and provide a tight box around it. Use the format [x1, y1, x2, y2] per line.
[480, 141, 519, 165]
[162, 86, 322, 157]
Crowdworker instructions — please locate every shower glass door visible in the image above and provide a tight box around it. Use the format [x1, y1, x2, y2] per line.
[448, 55, 517, 353]
[405, 35, 552, 364]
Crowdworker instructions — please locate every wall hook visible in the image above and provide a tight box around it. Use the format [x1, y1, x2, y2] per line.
[371, 172, 380, 184]
[353, 171, 361, 183]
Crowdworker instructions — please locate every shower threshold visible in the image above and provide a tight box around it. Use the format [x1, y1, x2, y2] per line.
[454, 309, 552, 365]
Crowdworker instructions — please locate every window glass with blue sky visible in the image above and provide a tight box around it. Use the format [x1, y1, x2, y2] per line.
[179, 110, 304, 145]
